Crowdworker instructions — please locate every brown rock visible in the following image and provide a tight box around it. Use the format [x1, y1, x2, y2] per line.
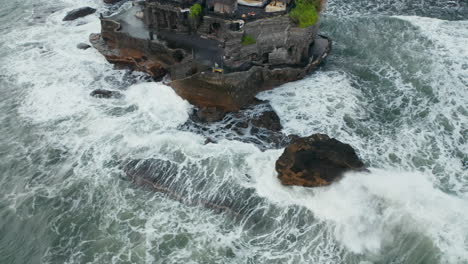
[89, 33, 167, 80]
[196, 107, 226, 122]
[276, 134, 365, 187]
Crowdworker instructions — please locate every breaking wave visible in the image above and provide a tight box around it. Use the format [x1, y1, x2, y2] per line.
[0, 0, 466, 263]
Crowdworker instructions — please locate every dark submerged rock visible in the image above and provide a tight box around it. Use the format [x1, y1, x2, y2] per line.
[63, 7, 96, 21]
[276, 134, 365, 187]
[104, 0, 122, 4]
[251, 110, 282, 132]
[77, 43, 91, 50]
[90, 89, 123, 99]
[124, 159, 259, 215]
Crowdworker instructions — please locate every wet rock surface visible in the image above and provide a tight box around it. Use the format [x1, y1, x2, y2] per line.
[90, 33, 168, 81]
[180, 101, 289, 150]
[90, 89, 123, 99]
[63, 7, 96, 21]
[276, 134, 366, 187]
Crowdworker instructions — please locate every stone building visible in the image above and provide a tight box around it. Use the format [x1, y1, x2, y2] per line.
[144, 0, 193, 32]
[206, 0, 238, 14]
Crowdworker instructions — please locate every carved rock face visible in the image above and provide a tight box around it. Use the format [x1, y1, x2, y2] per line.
[275, 134, 365, 187]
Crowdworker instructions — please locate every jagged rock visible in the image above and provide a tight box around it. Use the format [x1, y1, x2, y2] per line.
[181, 102, 288, 150]
[77, 43, 91, 50]
[63, 7, 96, 21]
[276, 134, 365, 187]
[90, 89, 123, 99]
[251, 110, 282, 132]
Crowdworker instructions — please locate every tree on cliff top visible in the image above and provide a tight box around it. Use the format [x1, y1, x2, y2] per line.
[289, 0, 320, 28]
[189, 4, 202, 18]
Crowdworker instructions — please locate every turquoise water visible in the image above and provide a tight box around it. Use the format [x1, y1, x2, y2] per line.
[0, 0, 467, 263]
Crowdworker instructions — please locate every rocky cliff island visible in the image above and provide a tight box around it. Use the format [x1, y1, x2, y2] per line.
[90, 0, 362, 191]
[91, 0, 331, 119]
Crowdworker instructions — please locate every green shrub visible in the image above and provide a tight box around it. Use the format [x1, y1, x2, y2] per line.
[289, 0, 319, 28]
[241, 35, 256, 45]
[189, 4, 202, 18]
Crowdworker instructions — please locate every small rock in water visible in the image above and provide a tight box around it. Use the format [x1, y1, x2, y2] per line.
[276, 134, 366, 187]
[204, 137, 216, 144]
[90, 89, 123, 99]
[103, 0, 122, 4]
[77, 43, 91, 50]
[63, 7, 96, 21]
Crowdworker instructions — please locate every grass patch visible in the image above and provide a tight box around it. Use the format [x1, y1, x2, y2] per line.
[189, 4, 202, 18]
[289, 0, 319, 28]
[241, 35, 256, 45]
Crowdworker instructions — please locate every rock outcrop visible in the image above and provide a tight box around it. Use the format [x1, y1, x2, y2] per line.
[63, 7, 96, 21]
[276, 134, 365, 187]
[91, 0, 331, 118]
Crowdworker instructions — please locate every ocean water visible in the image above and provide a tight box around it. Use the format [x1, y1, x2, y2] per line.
[0, 0, 467, 263]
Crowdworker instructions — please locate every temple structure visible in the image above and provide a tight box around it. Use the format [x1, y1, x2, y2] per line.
[91, 0, 331, 119]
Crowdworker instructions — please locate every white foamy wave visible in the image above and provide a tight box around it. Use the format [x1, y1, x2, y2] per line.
[248, 150, 468, 262]
[395, 16, 468, 61]
[393, 16, 468, 193]
[257, 71, 365, 138]
[124, 83, 192, 130]
[2, 13, 107, 122]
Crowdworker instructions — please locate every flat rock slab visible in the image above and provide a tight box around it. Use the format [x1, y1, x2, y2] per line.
[63, 7, 96, 21]
[276, 134, 365, 187]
